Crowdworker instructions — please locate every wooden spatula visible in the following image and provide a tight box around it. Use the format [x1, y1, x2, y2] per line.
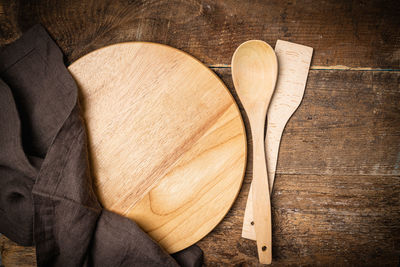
[242, 40, 313, 240]
[232, 40, 278, 264]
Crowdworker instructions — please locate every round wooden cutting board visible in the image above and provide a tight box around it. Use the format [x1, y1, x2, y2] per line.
[68, 42, 246, 253]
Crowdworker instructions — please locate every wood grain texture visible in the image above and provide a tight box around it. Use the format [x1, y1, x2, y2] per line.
[0, 236, 36, 267]
[1, 69, 399, 267]
[219, 69, 400, 178]
[1, 0, 400, 266]
[197, 173, 400, 266]
[232, 40, 278, 264]
[272, 71, 400, 177]
[243, 40, 313, 241]
[68, 42, 246, 253]
[0, 0, 399, 68]
[2, 175, 399, 266]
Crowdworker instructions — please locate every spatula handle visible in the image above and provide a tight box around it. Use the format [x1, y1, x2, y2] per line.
[251, 122, 272, 264]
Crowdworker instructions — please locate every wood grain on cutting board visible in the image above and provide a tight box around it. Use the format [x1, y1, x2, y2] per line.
[68, 42, 247, 253]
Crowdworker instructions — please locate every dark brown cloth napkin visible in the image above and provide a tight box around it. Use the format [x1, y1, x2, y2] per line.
[0, 25, 202, 267]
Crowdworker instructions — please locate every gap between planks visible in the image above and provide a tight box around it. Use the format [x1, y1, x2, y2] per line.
[208, 64, 400, 72]
[267, 172, 400, 177]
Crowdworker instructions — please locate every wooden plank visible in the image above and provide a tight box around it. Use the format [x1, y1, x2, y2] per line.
[274, 70, 400, 176]
[198, 173, 400, 266]
[2, 173, 399, 266]
[215, 69, 400, 176]
[0, 0, 399, 68]
[0, 236, 36, 267]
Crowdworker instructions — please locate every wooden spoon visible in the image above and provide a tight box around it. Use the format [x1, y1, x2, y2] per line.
[231, 40, 278, 264]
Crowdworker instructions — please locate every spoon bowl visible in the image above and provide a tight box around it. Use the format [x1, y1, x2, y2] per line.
[232, 40, 278, 118]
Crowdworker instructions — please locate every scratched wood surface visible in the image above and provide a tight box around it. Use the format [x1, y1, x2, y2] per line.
[0, 0, 399, 266]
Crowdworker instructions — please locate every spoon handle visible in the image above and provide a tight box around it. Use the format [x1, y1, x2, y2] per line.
[251, 121, 272, 264]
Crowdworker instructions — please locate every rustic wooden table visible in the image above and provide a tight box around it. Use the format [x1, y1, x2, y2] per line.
[0, 1, 399, 266]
